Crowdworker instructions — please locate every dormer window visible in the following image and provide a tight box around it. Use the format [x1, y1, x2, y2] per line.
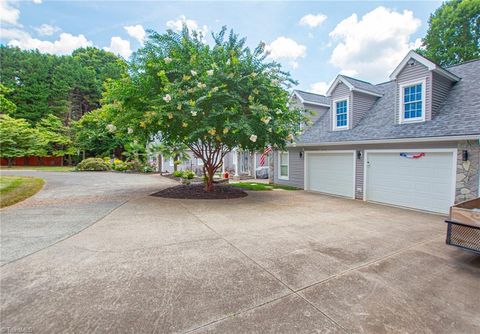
[333, 98, 349, 130]
[399, 79, 426, 123]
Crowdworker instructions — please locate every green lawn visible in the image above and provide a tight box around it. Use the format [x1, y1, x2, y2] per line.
[0, 166, 74, 172]
[230, 182, 299, 191]
[0, 175, 45, 208]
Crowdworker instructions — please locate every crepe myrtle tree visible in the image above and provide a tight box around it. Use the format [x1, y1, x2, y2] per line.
[124, 27, 307, 191]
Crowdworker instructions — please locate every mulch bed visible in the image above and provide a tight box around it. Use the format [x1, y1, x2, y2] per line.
[151, 184, 248, 199]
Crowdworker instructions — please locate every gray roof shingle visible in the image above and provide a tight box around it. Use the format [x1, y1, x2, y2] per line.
[298, 60, 480, 144]
[294, 90, 331, 106]
[341, 75, 384, 96]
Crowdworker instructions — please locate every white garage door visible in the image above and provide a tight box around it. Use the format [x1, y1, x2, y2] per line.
[306, 151, 355, 198]
[365, 151, 455, 214]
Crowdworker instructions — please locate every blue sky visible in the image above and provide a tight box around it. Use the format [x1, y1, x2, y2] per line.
[1, 0, 442, 94]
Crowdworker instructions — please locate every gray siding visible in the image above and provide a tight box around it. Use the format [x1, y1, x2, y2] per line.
[431, 71, 453, 116]
[395, 59, 432, 122]
[303, 103, 329, 125]
[330, 82, 352, 130]
[351, 91, 378, 128]
[273, 148, 304, 188]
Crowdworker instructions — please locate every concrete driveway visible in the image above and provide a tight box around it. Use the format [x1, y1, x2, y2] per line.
[1, 172, 479, 333]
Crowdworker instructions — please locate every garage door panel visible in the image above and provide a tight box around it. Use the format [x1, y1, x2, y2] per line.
[366, 151, 454, 214]
[307, 152, 354, 198]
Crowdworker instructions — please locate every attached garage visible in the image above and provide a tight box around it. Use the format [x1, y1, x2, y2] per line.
[305, 151, 355, 198]
[364, 150, 456, 214]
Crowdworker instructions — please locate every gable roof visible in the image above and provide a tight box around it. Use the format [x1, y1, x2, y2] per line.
[389, 50, 460, 82]
[326, 75, 383, 97]
[292, 90, 330, 107]
[296, 60, 480, 145]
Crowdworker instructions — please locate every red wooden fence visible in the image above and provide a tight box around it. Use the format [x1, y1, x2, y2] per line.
[1, 156, 63, 166]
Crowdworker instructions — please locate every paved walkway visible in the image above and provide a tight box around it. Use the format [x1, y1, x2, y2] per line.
[1, 172, 479, 333]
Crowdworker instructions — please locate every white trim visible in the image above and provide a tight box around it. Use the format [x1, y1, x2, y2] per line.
[363, 148, 457, 213]
[332, 97, 350, 131]
[326, 76, 354, 96]
[291, 91, 330, 107]
[398, 78, 427, 124]
[304, 150, 356, 199]
[389, 50, 460, 82]
[289, 134, 480, 147]
[326, 75, 383, 97]
[278, 151, 289, 180]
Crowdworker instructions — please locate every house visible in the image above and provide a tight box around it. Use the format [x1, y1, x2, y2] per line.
[275, 51, 480, 214]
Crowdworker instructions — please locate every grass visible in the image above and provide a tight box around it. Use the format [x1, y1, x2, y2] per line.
[229, 182, 299, 191]
[0, 166, 74, 172]
[0, 175, 45, 208]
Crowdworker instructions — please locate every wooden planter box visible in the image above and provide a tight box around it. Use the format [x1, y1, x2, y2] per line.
[445, 197, 480, 254]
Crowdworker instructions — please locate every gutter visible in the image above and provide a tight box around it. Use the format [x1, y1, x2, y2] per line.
[290, 134, 480, 147]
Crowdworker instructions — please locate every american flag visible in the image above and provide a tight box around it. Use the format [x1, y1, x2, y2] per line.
[259, 146, 272, 166]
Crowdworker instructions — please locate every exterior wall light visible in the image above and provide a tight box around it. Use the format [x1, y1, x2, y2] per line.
[357, 150, 362, 159]
[462, 150, 469, 161]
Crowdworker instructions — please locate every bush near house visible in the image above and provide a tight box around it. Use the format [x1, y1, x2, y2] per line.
[76, 158, 111, 171]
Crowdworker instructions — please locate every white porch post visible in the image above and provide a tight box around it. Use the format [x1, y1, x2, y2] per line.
[234, 149, 239, 176]
[222, 156, 225, 174]
[253, 152, 257, 179]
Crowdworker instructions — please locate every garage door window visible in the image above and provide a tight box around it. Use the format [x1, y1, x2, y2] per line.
[279, 152, 289, 180]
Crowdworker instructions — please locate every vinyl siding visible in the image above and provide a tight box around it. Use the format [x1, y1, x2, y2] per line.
[351, 91, 378, 128]
[303, 103, 329, 125]
[431, 72, 453, 116]
[273, 148, 304, 188]
[330, 82, 352, 130]
[395, 59, 432, 123]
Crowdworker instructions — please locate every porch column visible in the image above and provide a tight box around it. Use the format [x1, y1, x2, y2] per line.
[253, 152, 257, 179]
[234, 149, 239, 176]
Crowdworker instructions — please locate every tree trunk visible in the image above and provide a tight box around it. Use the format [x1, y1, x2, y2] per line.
[204, 166, 215, 192]
[173, 154, 179, 172]
[7, 158, 13, 168]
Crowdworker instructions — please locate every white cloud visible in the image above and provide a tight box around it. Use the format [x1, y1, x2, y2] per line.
[104, 36, 132, 59]
[309, 81, 332, 95]
[0, 0, 20, 25]
[329, 6, 422, 83]
[166, 15, 208, 37]
[32, 0, 42, 4]
[299, 13, 327, 28]
[34, 24, 61, 36]
[124, 24, 146, 44]
[8, 32, 92, 55]
[266, 37, 306, 68]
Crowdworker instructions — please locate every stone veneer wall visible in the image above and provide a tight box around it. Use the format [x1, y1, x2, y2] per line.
[456, 140, 480, 203]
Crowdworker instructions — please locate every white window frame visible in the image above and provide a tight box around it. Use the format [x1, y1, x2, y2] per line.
[169, 157, 174, 167]
[278, 151, 289, 180]
[399, 78, 426, 124]
[332, 97, 349, 131]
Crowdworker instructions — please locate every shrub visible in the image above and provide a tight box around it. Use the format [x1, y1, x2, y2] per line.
[113, 161, 127, 171]
[172, 170, 183, 177]
[76, 158, 110, 171]
[183, 170, 195, 179]
[142, 164, 154, 173]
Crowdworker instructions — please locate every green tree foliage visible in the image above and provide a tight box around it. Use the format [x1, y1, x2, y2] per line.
[420, 0, 480, 66]
[148, 141, 190, 172]
[36, 114, 75, 161]
[0, 84, 16, 114]
[108, 27, 305, 191]
[72, 106, 127, 157]
[0, 46, 127, 124]
[0, 115, 37, 167]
